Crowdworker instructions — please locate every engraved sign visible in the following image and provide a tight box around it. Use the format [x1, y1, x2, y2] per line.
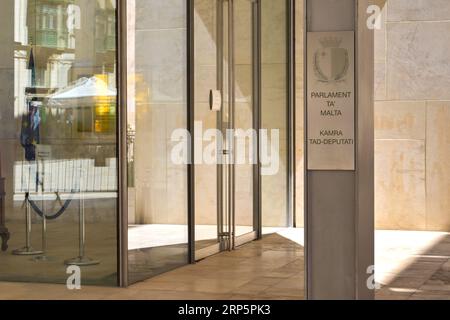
[36, 145, 52, 161]
[307, 31, 355, 170]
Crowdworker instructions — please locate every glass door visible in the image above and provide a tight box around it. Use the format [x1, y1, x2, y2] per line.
[125, 0, 189, 285]
[233, 0, 258, 245]
[194, 0, 258, 260]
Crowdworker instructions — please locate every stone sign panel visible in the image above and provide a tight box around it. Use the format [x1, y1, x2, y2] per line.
[307, 31, 355, 170]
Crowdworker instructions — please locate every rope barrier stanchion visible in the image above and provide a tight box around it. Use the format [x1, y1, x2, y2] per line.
[12, 192, 43, 256]
[64, 173, 100, 266]
[28, 194, 73, 220]
[33, 199, 48, 261]
[12, 161, 42, 256]
[13, 161, 100, 266]
[33, 159, 50, 262]
[13, 159, 73, 257]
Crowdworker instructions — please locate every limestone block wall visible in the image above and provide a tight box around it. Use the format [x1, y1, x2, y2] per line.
[131, 0, 289, 228]
[131, 0, 188, 226]
[193, 0, 257, 228]
[261, 0, 289, 227]
[193, 0, 218, 227]
[193, 0, 291, 228]
[374, 0, 450, 231]
[234, 0, 255, 229]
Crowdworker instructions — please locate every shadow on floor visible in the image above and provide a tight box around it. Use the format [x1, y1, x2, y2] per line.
[376, 233, 450, 300]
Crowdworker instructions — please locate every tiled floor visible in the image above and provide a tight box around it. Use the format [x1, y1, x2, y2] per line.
[0, 233, 305, 300]
[375, 231, 450, 300]
[1, 230, 449, 300]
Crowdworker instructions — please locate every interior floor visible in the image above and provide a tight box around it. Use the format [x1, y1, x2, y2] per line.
[128, 226, 302, 283]
[1, 229, 449, 300]
[0, 232, 305, 300]
[129, 225, 303, 250]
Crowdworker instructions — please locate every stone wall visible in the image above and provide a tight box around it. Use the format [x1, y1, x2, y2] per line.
[374, 0, 450, 231]
[130, 0, 291, 228]
[131, 0, 188, 225]
[261, 0, 289, 227]
[193, 0, 218, 227]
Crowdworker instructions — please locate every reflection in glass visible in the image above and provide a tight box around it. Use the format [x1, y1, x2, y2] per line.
[0, 0, 118, 285]
[194, 0, 220, 252]
[261, 0, 289, 230]
[234, 0, 255, 238]
[126, 0, 189, 284]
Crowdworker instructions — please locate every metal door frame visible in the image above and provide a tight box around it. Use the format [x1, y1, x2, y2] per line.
[116, 0, 198, 286]
[195, 0, 261, 261]
[117, 0, 128, 288]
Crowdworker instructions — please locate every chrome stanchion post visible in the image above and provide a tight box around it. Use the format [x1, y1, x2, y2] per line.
[12, 162, 42, 256]
[80, 194, 85, 258]
[34, 158, 49, 261]
[65, 169, 99, 266]
[12, 200, 42, 255]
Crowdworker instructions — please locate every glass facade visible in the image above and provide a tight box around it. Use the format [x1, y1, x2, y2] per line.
[0, 0, 118, 285]
[261, 0, 289, 229]
[0, 0, 302, 287]
[191, 0, 297, 260]
[126, 0, 189, 284]
[193, 0, 261, 258]
[193, 0, 220, 252]
[1, 0, 447, 302]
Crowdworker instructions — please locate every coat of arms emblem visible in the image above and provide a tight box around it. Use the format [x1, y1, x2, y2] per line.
[313, 37, 349, 83]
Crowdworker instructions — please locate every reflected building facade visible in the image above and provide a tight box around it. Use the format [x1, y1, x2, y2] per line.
[1, 0, 118, 285]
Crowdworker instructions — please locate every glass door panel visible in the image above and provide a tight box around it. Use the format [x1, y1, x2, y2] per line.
[234, 0, 256, 241]
[126, 0, 189, 284]
[193, 0, 220, 255]
[220, 0, 232, 251]
[194, 0, 257, 260]
[261, 0, 290, 232]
